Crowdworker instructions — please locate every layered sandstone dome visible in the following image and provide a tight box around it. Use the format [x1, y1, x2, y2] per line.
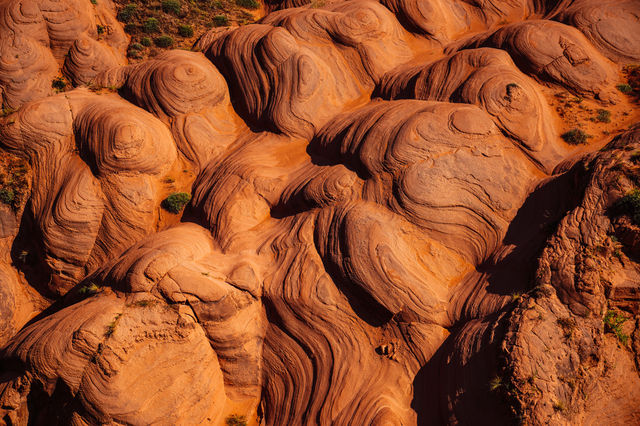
[0, 0, 639, 425]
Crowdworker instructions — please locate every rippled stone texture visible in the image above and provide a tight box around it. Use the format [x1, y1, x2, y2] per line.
[0, 0, 639, 424]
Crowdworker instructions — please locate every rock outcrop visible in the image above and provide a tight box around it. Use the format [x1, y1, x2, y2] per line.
[0, 0, 639, 425]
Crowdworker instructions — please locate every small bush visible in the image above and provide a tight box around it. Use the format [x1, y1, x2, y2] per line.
[162, 192, 191, 213]
[143, 17, 160, 33]
[225, 414, 247, 426]
[617, 84, 633, 94]
[604, 310, 629, 345]
[141, 37, 152, 46]
[595, 109, 611, 123]
[213, 14, 229, 27]
[162, 0, 181, 14]
[52, 76, 67, 92]
[90, 0, 97, 4]
[105, 313, 122, 337]
[130, 42, 144, 51]
[178, 24, 194, 37]
[78, 283, 100, 295]
[96, 24, 105, 34]
[617, 189, 640, 225]
[0, 188, 14, 205]
[155, 35, 174, 48]
[489, 376, 502, 392]
[236, 0, 259, 9]
[124, 23, 138, 34]
[561, 128, 589, 145]
[127, 49, 142, 59]
[117, 3, 137, 22]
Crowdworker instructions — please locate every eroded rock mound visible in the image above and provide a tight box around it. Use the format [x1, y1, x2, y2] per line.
[1, 0, 639, 425]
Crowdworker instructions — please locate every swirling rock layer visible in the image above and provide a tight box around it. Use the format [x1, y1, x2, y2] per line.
[1, 0, 639, 425]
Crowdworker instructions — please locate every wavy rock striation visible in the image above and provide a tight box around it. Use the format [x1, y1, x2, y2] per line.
[0, 0, 639, 425]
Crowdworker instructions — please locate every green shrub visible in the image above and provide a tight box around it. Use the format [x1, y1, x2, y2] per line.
[561, 128, 589, 145]
[141, 36, 152, 46]
[143, 17, 160, 33]
[617, 84, 633, 94]
[91, 0, 97, 4]
[604, 310, 629, 345]
[162, 0, 181, 14]
[117, 3, 137, 22]
[236, 0, 259, 9]
[225, 414, 247, 426]
[178, 24, 194, 37]
[127, 49, 142, 59]
[213, 14, 229, 27]
[78, 283, 100, 295]
[130, 42, 144, 51]
[52, 76, 67, 91]
[155, 35, 174, 48]
[488, 376, 502, 392]
[595, 109, 611, 123]
[105, 313, 122, 337]
[617, 189, 640, 225]
[124, 23, 138, 34]
[96, 24, 105, 34]
[161, 192, 191, 213]
[0, 188, 14, 205]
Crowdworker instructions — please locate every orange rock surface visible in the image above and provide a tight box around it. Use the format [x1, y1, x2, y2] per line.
[0, 0, 639, 425]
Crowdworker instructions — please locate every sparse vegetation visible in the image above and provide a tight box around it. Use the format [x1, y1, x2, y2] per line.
[617, 84, 632, 94]
[561, 128, 590, 145]
[213, 14, 229, 27]
[236, 0, 259, 9]
[117, 3, 138, 22]
[96, 24, 105, 34]
[78, 283, 101, 295]
[52, 76, 67, 92]
[225, 414, 247, 426]
[0, 154, 29, 210]
[0, 188, 14, 205]
[143, 17, 160, 33]
[595, 109, 611, 123]
[619, 64, 640, 98]
[161, 192, 191, 213]
[105, 313, 122, 337]
[604, 310, 629, 345]
[616, 189, 640, 225]
[155, 35, 174, 48]
[177, 24, 194, 37]
[489, 375, 502, 392]
[1, 106, 16, 117]
[113, 0, 259, 60]
[162, 0, 182, 15]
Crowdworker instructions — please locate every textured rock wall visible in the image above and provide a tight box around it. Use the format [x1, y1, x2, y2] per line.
[0, 0, 639, 425]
